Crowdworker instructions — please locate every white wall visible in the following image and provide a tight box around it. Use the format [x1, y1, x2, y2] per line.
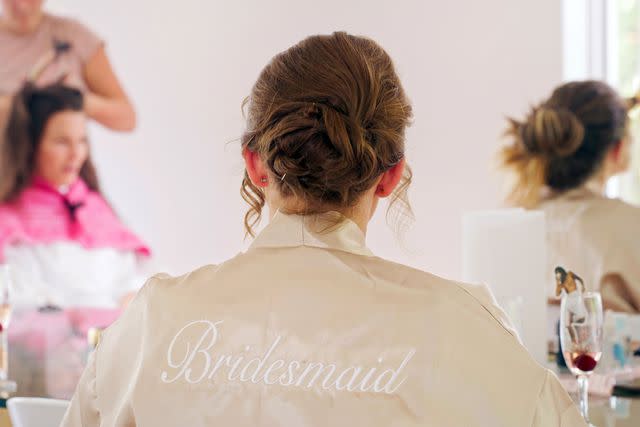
[42, 0, 563, 279]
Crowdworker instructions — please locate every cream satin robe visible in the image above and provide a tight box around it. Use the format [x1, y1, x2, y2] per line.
[62, 212, 584, 426]
[541, 187, 640, 312]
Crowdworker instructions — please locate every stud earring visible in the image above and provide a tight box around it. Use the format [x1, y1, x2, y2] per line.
[260, 177, 268, 184]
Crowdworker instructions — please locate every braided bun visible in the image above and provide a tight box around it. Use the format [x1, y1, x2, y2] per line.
[241, 32, 412, 235]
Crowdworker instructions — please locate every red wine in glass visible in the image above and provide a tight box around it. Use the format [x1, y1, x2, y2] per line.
[564, 351, 601, 375]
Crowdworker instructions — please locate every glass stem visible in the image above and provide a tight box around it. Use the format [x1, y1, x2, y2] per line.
[577, 374, 590, 423]
[0, 329, 7, 381]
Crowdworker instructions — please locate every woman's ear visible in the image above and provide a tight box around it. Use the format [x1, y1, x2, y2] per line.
[609, 138, 632, 174]
[375, 158, 406, 197]
[611, 140, 623, 160]
[242, 147, 269, 187]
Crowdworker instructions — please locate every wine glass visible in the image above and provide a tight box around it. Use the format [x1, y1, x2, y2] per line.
[0, 265, 16, 397]
[559, 291, 603, 426]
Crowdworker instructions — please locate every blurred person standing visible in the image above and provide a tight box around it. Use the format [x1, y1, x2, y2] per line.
[0, 0, 136, 133]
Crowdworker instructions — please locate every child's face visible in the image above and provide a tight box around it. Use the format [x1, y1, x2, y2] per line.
[34, 110, 89, 188]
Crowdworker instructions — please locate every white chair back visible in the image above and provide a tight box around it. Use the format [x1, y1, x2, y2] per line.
[7, 397, 69, 427]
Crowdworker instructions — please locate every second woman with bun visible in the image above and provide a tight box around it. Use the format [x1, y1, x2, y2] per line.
[500, 80, 639, 312]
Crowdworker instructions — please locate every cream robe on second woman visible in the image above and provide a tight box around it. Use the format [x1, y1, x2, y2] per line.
[61, 212, 584, 427]
[540, 187, 640, 313]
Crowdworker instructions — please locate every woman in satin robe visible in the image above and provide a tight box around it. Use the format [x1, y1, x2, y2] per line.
[500, 81, 640, 313]
[62, 32, 584, 427]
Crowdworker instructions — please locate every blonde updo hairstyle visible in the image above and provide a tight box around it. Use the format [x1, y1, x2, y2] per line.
[241, 32, 413, 236]
[500, 80, 628, 207]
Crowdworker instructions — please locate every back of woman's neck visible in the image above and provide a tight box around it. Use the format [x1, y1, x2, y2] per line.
[583, 176, 607, 196]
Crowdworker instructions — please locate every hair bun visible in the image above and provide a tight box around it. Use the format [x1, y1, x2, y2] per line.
[240, 32, 413, 235]
[520, 106, 585, 157]
[266, 100, 377, 204]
